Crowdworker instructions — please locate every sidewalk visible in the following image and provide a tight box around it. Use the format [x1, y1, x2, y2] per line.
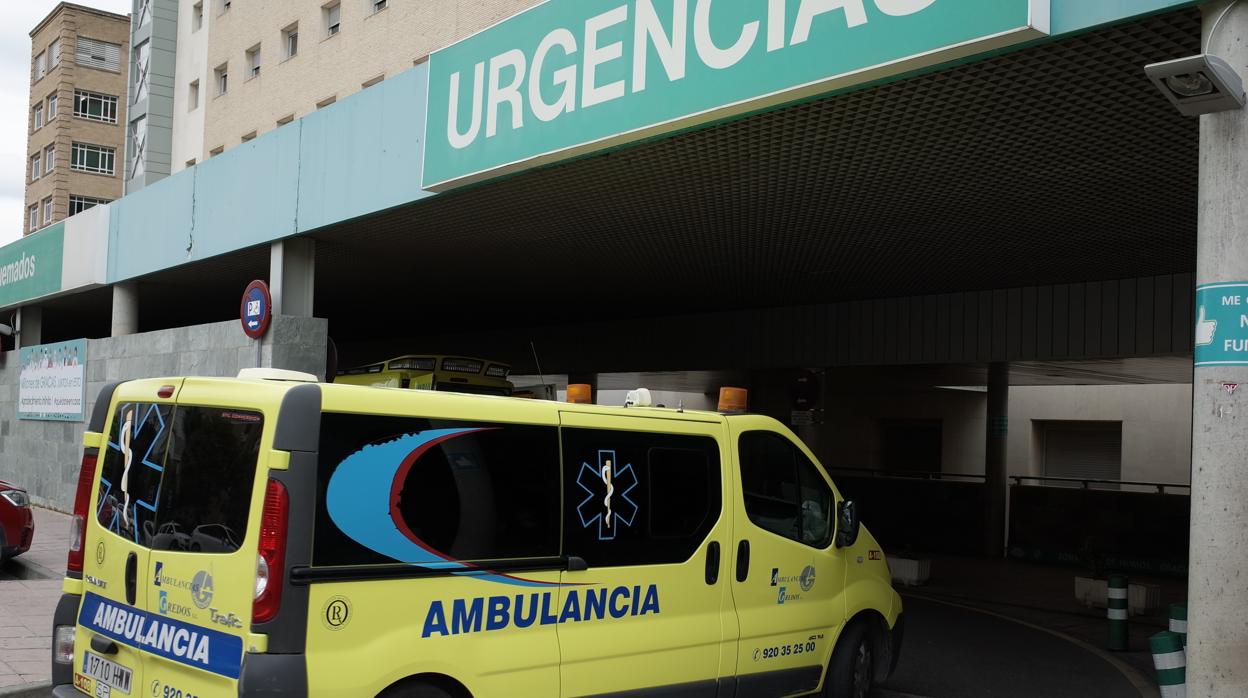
[898, 555, 1187, 684]
[1, 507, 71, 689]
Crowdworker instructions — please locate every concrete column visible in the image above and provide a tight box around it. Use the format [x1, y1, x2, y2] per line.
[111, 282, 139, 336]
[270, 238, 315, 317]
[1188, 3, 1248, 693]
[983, 362, 1008, 557]
[17, 306, 42, 349]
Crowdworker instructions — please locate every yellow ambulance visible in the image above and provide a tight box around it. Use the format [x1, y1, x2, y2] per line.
[334, 356, 514, 396]
[50, 372, 903, 698]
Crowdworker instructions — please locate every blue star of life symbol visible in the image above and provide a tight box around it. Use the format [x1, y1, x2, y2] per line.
[576, 450, 639, 541]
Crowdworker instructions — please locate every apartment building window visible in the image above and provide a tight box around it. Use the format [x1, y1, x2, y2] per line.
[74, 90, 119, 123]
[69, 195, 111, 216]
[42, 198, 53, 226]
[50, 40, 61, 68]
[188, 80, 200, 111]
[276, 114, 295, 127]
[130, 116, 148, 179]
[28, 206, 38, 233]
[371, 0, 388, 14]
[325, 3, 341, 36]
[283, 24, 299, 59]
[186, 159, 196, 168]
[241, 131, 257, 142]
[192, 2, 203, 31]
[71, 142, 116, 175]
[45, 145, 56, 172]
[209, 146, 224, 157]
[76, 38, 122, 72]
[247, 45, 261, 78]
[215, 64, 229, 95]
[33, 103, 43, 131]
[134, 40, 151, 103]
[362, 74, 384, 89]
[34, 52, 46, 82]
[47, 94, 57, 119]
[137, 0, 152, 27]
[30, 154, 41, 181]
[316, 95, 336, 109]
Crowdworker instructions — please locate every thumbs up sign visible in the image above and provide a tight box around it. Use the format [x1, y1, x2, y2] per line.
[1196, 306, 1217, 347]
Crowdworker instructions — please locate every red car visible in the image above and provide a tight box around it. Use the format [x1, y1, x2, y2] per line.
[0, 479, 33, 562]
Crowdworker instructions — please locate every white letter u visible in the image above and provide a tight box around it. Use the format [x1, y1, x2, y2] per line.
[447, 62, 485, 150]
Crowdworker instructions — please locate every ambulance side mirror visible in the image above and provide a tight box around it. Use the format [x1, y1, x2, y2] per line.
[835, 500, 860, 549]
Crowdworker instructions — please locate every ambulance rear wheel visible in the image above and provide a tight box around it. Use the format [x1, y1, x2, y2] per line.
[825, 621, 874, 698]
[377, 679, 457, 698]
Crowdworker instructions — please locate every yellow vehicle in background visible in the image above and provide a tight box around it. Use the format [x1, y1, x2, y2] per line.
[334, 355, 514, 396]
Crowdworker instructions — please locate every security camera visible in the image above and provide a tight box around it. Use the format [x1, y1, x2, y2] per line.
[0, 324, 13, 337]
[1145, 54, 1246, 117]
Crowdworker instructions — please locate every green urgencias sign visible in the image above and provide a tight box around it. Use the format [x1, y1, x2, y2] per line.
[423, 0, 1050, 190]
[0, 223, 63, 307]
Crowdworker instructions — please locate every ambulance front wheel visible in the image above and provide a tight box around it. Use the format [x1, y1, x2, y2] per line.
[824, 620, 875, 698]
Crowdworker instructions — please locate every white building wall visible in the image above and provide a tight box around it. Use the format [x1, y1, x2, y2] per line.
[170, 0, 209, 173]
[819, 383, 1193, 486]
[1008, 384, 1193, 485]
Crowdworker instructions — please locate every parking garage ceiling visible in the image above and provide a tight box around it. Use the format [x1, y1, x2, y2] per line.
[130, 9, 1202, 352]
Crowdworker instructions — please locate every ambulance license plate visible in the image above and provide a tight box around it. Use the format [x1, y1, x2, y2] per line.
[83, 651, 132, 695]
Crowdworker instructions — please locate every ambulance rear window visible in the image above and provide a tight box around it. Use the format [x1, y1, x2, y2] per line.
[95, 403, 264, 553]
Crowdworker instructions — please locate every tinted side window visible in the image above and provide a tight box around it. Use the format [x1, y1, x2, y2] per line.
[562, 428, 721, 568]
[96, 403, 263, 553]
[739, 431, 833, 548]
[315, 413, 561, 567]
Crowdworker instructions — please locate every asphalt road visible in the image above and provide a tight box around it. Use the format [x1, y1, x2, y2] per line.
[874, 596, 1144, 698]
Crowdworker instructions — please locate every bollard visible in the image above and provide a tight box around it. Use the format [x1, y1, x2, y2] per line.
[1149, 631, 1186, 698]
[1107, 574, 1129, 650]
[1168, 603, 1187, 647]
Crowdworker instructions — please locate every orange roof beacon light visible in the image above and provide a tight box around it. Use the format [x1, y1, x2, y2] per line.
[567, 384, 593, 404]
[718, 387, 748, 414]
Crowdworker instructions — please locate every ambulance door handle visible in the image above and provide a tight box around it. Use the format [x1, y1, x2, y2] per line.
[124, 552, 137, 606]
[735, 540, 750, 582]
[705, 542, 720, 585]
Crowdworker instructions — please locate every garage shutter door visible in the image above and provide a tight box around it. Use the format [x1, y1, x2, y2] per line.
[1042, 421, 1122, 486]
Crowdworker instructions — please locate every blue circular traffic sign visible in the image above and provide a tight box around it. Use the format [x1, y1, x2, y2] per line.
[240, 280, 272, 339]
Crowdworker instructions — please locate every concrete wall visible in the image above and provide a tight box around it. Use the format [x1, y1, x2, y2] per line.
[1009, 384, 1193, 484]
[0, 315, 327, 512]
[125, 0, 179, 191]
[25, 4, 130, 231]
[813, 383, 1193, 485]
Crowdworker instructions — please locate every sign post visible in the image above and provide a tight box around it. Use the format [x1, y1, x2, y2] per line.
[240, 280, 273, 340]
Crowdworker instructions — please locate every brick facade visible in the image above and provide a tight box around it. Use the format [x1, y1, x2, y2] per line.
[24, 3, 130, 235]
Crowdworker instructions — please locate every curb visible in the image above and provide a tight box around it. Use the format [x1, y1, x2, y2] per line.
[0, 682, 51, 697]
